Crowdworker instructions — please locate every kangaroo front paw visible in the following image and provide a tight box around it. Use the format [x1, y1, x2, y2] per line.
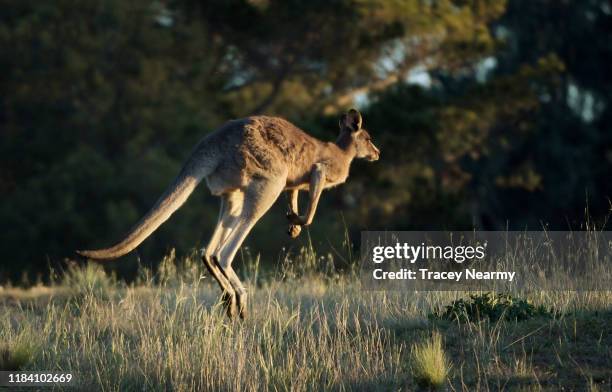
[287, 224, 302, 238]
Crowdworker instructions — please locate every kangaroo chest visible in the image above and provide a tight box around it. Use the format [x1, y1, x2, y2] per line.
[285, 163, 348, 190]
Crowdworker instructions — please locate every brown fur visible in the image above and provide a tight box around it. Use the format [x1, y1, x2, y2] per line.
[194, 115, 376, 194]
[77, 109, 379, 319]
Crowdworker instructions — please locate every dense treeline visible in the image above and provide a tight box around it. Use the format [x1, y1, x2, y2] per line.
[1, 0, 610, 281]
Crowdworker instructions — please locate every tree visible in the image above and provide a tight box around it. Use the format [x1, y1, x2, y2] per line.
[1, 0, 609, 280]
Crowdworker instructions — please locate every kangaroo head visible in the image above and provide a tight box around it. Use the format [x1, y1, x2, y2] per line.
[339, 109, 380, 161]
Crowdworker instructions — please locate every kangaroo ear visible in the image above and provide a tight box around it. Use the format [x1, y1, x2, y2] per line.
[339, 109, 362, 131]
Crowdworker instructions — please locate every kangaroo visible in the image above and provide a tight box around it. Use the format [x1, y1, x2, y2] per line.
[77, 109, 379, 319]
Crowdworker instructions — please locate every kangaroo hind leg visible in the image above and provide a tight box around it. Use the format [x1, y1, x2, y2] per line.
[202, 195, 241, 318]
[215, 177, 286, 319]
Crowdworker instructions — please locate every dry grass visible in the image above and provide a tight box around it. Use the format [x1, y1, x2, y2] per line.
[410, 330, 450, 390]
[0, 250, 610, 391]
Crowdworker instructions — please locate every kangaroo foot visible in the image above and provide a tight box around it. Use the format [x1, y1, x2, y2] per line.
[236, 292, 248, 320]
[221, 291, 237, 319]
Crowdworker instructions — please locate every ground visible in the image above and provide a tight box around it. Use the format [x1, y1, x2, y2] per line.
[0, 251, 610, 391]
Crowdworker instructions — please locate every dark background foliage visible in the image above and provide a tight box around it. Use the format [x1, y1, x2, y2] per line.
[1, 0, 610, 281]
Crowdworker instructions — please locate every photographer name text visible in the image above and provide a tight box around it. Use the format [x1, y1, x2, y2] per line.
[372, 268, 515, 282]
[370, 243, 515, 282]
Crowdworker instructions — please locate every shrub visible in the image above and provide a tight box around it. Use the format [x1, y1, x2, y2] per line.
[430, 293, 552, 323]
[0, 339, 40, 371]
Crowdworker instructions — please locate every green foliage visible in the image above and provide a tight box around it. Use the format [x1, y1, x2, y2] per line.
[0, 344, 33, 371]
[0, 330, 42, 371]
[430, 293, 552, 323]
[0, 0, 222, 277]
[0, 0, 610, 280]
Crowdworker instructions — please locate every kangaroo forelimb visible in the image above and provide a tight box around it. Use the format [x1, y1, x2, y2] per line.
[286, 189, 302, 238]
[287, 163, 326, 226]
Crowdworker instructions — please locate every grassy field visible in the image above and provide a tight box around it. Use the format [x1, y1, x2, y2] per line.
[0, 247, 610, 391]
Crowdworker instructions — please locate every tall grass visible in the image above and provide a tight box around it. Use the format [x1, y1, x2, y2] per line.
[0, 245, 610, 390]
[410, 331, 450, 390]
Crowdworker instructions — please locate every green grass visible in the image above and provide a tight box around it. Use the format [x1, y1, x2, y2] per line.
[0, 251, 610, 391]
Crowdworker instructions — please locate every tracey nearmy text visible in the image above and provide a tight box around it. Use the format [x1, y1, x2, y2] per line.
[373, 268, 516, 282]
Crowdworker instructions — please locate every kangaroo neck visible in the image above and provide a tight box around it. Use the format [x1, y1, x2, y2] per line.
[334, 131, 357, 160]
[312, 132, 355, 185]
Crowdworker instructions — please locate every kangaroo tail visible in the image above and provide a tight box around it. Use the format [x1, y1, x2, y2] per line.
[77, 161, 209, 260]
